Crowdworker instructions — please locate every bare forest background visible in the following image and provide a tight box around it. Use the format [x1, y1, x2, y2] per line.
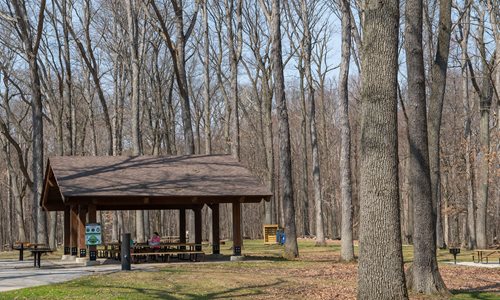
[0, 0, 498, 257]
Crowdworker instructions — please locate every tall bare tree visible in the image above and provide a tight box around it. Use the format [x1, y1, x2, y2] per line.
[468, 4, 493, 250]
[404, 0, 448, 293]
[458, 1, 476, 250]
[225, 0, 243, 160]
[10, 0, 48, 244]
[357, 0, 408, 297]
[126, 0, 146, 243]
[260, 0, 299, 259]
[338, 0, 354, 261]
[426, 0, 452, 249]
[203, 0, 211, 154]
[149, 0, 198, 155]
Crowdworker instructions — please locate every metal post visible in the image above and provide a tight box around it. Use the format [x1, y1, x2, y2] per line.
[121, 233, 131, 271]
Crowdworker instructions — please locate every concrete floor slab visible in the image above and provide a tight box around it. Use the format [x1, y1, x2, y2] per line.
[0, 259, 119, 292]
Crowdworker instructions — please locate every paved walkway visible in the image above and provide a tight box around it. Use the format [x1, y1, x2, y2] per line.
[0, 256, 234, 292]
[0, 259, 126, 292]
[444, 261, 500, 268]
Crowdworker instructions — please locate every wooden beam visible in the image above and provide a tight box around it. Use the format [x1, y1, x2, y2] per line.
[210, 204, 220, 255]
[63, 206, 70, 255]
[78, 205, 87, 257]
[194, 206, 202, 251]
[70, 205, 78, 256]
[232, 202, 242, 256]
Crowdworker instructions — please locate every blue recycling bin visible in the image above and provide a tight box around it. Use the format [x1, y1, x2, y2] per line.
[276, 229, 286, 245]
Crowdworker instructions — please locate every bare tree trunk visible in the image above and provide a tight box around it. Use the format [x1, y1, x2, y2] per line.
[149, 0, 198, 155]
[5, 143, 26, 241]
[126, 0, 145, 243]
[62, 0, 75, 155]
[261, 0, 299, 259]
[298, 58, 310, 236]
[459, 3, 476, 249]
[263, 76, 276, 225]
[468, 6, 493, 249]
[11, 0, 48, 245]
[226, 0, 243, 160]
[203, 0, 211, 155]
[404, 0, 448, 293]
[298, 0, 324, 245]
[357, 0, 408, 297]
[427, 0, 452, 249]
[339, 0, 354, 261]
[491, 0, 500, 247]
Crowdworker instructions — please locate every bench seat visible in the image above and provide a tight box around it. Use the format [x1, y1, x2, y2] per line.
[131, 251, 205, 263]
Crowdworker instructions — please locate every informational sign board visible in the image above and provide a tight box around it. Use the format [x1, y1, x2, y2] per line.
[85, 223, 102, 246]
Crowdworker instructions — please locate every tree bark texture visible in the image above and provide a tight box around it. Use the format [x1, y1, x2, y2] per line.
[268, 0, 299, 259]
[427, 0, 452, 249]
[357, 0, 408, 297]
[404, 0, 448, 293]
[339, 0, 354, 261]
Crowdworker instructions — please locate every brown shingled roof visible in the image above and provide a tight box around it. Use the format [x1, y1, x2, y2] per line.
[41, 155, 272, 211]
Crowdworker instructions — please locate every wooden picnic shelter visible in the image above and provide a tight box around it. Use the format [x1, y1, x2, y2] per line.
[40, 155, 272, 261]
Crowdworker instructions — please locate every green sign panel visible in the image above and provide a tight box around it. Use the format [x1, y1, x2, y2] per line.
[85, 223, 102, 246]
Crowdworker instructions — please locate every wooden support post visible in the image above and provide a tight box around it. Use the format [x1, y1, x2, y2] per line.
[64, 206, 70, 255]
[194, 207, 202, 251]
[179, 209, 186, 249]
[232, 202, 242, 256]
[70, 205, 78, 256]
[78, 205, 87, 257]
[88, 204, 97, 261]
[211, 204, 220, 255]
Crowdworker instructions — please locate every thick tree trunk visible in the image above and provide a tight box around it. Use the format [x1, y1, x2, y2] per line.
[476, 98, 491, 249]
[473, 8, 492, 250]
[357, 0, 407, 298]
[339, 0, 354, 261]
[404, 0, 448, 293]
[267, 0, 299, 259]
[427, 0, 452, 249]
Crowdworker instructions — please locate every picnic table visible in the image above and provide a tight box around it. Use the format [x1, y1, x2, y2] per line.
[131, 243, 204, 263]
[14, 242, 46, 261]
[473, 249, 500, 264]
[30, 248, 53, 268]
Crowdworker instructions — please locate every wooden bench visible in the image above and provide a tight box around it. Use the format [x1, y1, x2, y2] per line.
[131, 251, 205, 263]
[472, 249, 500, 263]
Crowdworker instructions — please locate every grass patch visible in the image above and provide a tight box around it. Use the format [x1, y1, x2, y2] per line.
[0, 239, 497, 299]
